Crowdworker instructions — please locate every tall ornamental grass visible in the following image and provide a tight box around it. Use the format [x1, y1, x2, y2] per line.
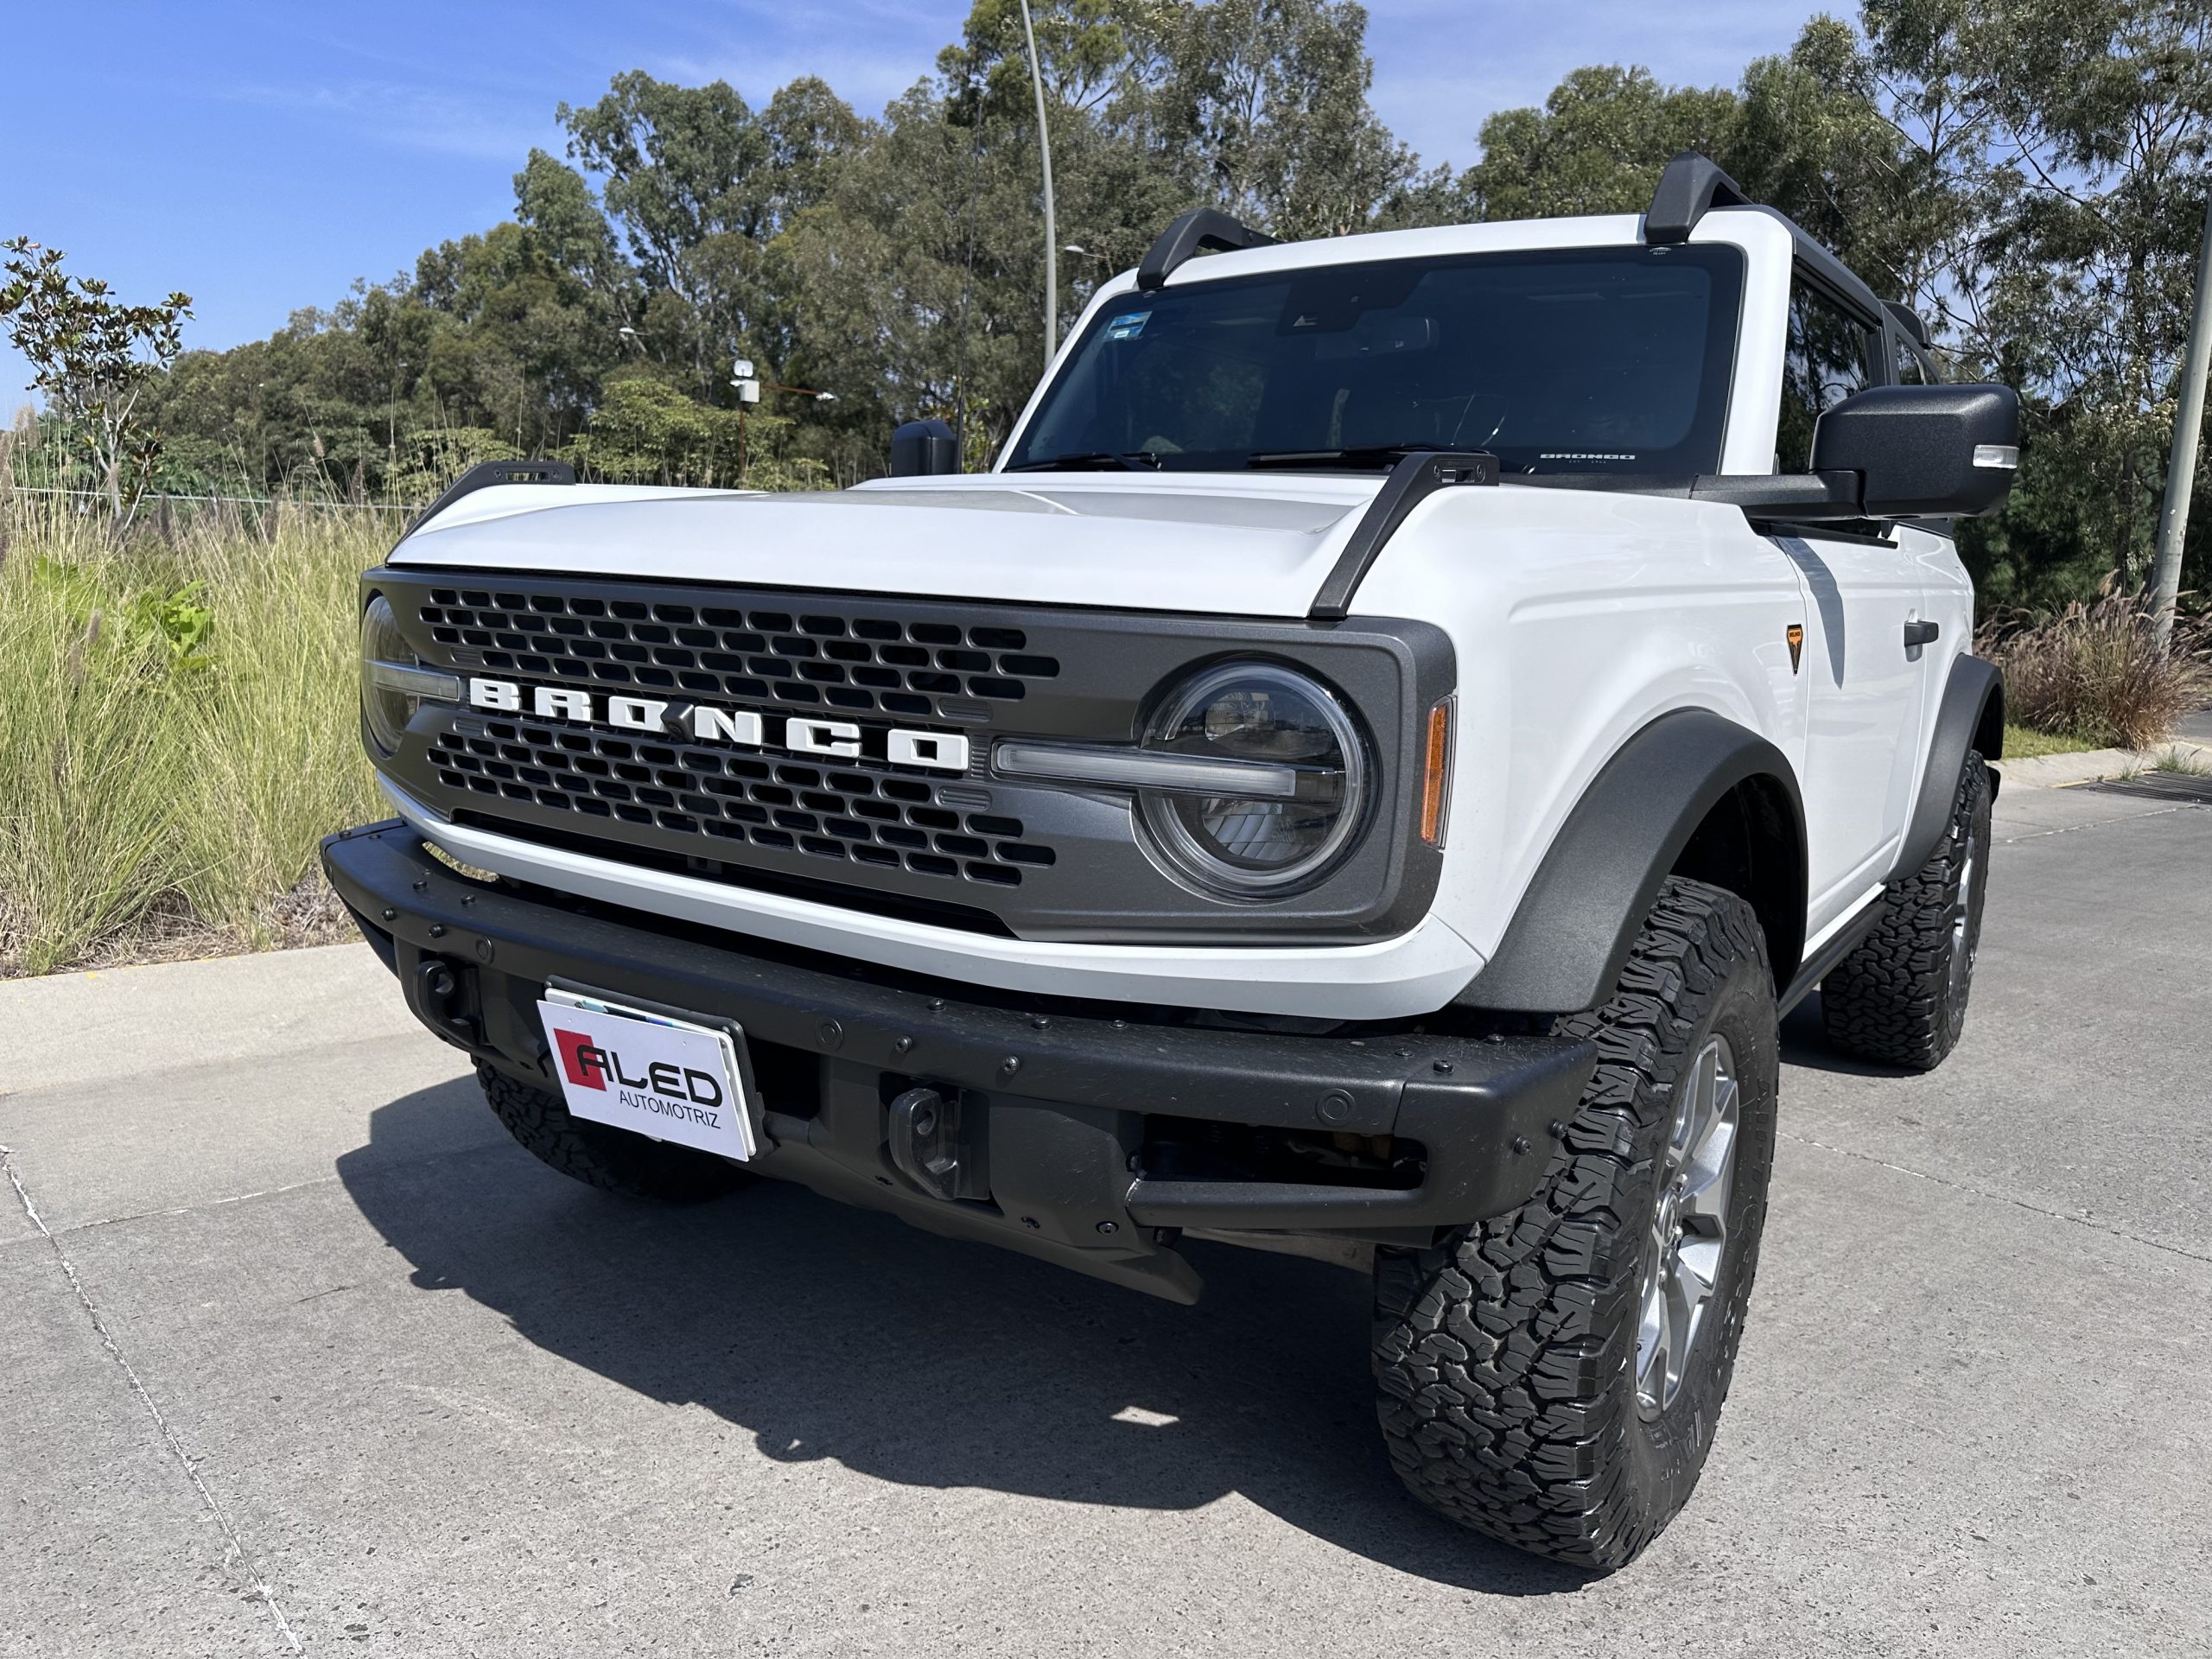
[1981, 594, 2211, 753]
[0, 495, 386, 975]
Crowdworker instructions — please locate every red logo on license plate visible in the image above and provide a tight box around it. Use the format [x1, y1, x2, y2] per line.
[554, 1028, 607, 1090]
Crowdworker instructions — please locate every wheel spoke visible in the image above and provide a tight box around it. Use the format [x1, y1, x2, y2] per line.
[1639, 1033, 1743, 1417]
[1637, 1272, 1671, 1399]
[1674, 1236, 1723, 1299]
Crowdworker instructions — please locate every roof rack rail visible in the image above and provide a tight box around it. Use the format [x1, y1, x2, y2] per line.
[1643, 151, 1898, 332]
[408, 458, 575, 534]
[1136, 207, 1276, 292]
[1644, 151, 1750, 245]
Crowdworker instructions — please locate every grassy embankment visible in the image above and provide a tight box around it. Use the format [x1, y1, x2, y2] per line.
[0, 496, 385, 976]
[2002, 723, 2094, 759]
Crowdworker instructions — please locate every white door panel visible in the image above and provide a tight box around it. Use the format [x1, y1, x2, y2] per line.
[1775, 533, 1930, 926]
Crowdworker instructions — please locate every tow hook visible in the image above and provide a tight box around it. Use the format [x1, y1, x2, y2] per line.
[887, 1085, 979, 1202]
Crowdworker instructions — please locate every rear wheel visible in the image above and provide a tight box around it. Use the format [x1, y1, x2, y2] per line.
[1371, 876, 1780, 1570]
[476, 1061, 753, 1202]
[1821, 753, 1992, 1071]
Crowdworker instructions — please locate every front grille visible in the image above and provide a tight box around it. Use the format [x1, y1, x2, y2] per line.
[372, 564, 1444, 943]
[420, 588, 1061, 719]
[431, 717, 1055, 888]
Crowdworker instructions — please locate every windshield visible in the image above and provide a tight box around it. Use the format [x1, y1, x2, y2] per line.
[1003, 245, 1743, 476]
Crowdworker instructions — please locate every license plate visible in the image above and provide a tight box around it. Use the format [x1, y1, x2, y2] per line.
[536, 988, 758, 1161]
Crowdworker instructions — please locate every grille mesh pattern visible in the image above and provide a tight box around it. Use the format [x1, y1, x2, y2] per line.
[421, 588, 1060, 717]
[431, 720, 1056, 887]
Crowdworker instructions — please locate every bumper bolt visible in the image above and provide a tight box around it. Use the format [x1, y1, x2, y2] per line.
[893, 1035, 913, 1055]
[1096, 1220, 1119, 1236]
[1000, 1056, 1021, 1077]
[1432, 1058, 1453, 1075]
[817, 1020, 844, 1050]
[1020, 1215, 1040, 1230]
[427, 924, 446, 939]
[1030, 1015, 1050, 1030]
[928, 998, 944, 1012]
[1316, 1089, 1355, 1126]
[380, 907, 397, 922]
[1511, 1135, 1532, 1155]
[475, 938, 495, 964]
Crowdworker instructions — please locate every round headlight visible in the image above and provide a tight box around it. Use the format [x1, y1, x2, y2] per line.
[1138, 662, 1368, 896]
[360, 594, 418, 755]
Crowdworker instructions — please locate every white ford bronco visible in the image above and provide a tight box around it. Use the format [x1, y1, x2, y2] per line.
[326, 153, 2018, 1568]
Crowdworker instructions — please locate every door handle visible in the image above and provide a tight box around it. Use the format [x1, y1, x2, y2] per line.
[1904, 620, 1941, 649]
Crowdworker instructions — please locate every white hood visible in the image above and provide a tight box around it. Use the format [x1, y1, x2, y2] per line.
[389, 473, 1386, 619]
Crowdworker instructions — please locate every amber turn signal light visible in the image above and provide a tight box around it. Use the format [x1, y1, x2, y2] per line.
[1420, 696, 1454, 848]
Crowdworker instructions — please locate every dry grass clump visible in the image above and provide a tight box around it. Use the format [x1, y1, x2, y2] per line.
[1980, 593, 2211, 753]
[0, 493, 385, 976]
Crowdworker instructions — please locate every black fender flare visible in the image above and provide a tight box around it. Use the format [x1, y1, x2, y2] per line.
[1891, 654, 2004, 880]
[1455, 709, 1805, 1015]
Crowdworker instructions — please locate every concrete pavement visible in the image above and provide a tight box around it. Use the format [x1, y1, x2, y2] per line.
[3, 782, 2208, 1656]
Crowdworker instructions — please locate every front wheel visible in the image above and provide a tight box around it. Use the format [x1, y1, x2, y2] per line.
[1371, 876, 1780, 1570]
[476, 1061, 754, 1203]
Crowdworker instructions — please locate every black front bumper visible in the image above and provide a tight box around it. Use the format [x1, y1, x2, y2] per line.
[322, 821, 1594, 1303]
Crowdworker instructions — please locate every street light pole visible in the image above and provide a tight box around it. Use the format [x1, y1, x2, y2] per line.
[1018, 0, 1056, 374]
[2151, 192, 2212, 652]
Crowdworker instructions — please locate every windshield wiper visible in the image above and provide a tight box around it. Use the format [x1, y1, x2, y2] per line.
[1246, 444, 1442, 471]
[1007, 450, 1164, 472]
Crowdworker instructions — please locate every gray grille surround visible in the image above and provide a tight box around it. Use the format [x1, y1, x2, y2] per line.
[368, 566, 1452, 944]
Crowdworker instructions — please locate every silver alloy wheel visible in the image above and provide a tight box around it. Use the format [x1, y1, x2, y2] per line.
[1636, 1034, 1740, 1418]
[1947, 828, 1980, 1004]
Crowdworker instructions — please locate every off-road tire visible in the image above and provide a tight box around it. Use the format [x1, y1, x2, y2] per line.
[1371, 877, 1780, 1571]
[1821, 752, 1992, 1071]
[476, 1061, 753, 1202]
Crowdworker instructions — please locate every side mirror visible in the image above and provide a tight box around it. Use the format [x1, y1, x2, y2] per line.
[889, 418, 959, 477]
[1812, 383, 2019, 518]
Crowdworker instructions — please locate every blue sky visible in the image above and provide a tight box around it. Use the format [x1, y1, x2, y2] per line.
[0, 1, 1821, 406]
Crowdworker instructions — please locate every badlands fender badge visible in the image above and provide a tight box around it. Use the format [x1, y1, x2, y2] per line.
[1786, 624, 1805, 674]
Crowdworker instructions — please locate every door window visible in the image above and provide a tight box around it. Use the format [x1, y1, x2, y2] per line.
[1777, 278, 1878, 472]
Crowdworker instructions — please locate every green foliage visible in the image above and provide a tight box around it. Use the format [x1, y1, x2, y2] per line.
[560, 378, 827, 490]
[0, 499, 384, 974]
[390, 426, 524, 503]
[0, 238, 194, 530]
[1863, 0, 2212, 605]
[126, 581, 217, 671]
[564, 377, 744, 483]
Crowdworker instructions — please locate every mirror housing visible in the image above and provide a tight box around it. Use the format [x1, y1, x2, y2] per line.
[1812, 383, 2020, 518]
[890, 418, 959, 477]
[1688, 383, 2021, 524]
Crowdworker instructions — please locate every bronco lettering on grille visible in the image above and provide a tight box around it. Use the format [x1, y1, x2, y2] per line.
[464, 677, 971, 772]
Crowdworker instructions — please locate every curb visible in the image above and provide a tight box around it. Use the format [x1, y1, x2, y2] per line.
[1997, 739, 2212, 790]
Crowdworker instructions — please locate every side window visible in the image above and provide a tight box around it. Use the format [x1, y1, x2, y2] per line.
[1777, 277, 1878, 472]
[1891, 336, 1929, 386]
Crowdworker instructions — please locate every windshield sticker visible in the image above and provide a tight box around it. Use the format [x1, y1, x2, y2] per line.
[1105, 311, 1151, 340]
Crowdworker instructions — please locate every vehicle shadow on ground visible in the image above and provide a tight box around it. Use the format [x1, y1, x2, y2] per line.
[340, 1077, 1593, 1599]
[1777, 993, 1919, 1078]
